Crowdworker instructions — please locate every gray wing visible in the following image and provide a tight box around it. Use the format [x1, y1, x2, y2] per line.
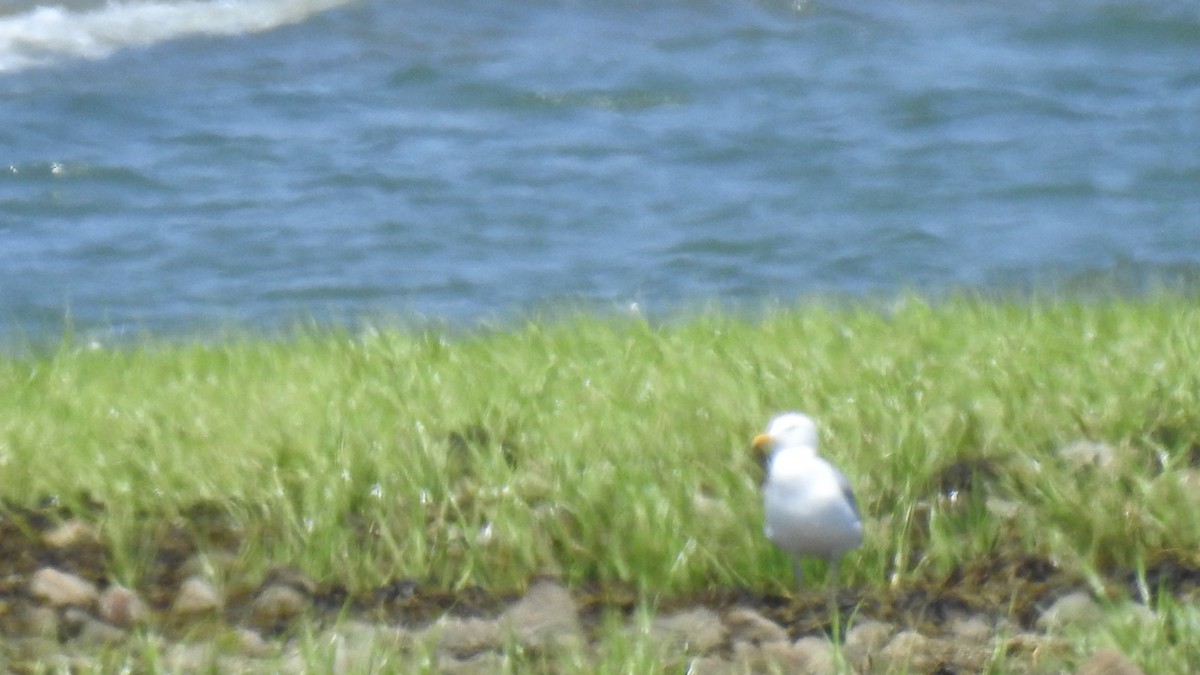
[835, 466, 862, 521]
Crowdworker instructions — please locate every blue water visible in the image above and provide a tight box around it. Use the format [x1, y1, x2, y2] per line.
[2, 0, 1199, 342]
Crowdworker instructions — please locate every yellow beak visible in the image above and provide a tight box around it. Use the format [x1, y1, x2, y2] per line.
[752, 433, 774, 471]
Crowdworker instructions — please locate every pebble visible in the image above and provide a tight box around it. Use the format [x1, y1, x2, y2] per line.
[1179, 468, 1200, 493]
[340, 619, 415, 651]
[649, 607, 726, 654]
[172, 576, 223, 615]
[323, 633, 354, 675]
[985, 496, 1023, 519]
[844, 619, 895, 652]
[1059, 440, 1116, 469]
[98, 584, 149, 627]
[165, 642, 219, 672]
[790, 636, 836, 674]
[843, 619, 896, 671]
[1006, 632, 1072, 666]
[948, 614, 993, 641]
[42, 519, 101, 548]
[878, 630, 935, 672]
[249, 583, 310, 628]
[318, 622, 414, 672]
[76, 617, 128, 645]
[429, 616, 504, 657]
[30, 568, 99, 608]
[723, 607, 788, 645]
[235, 628, 274, 657]
[60, 606, 92, 637]
[5, 637, 62, 663]
[22, 605, 60, 637]
[1037, 591, 1102, 631]
[691, 494, 733, 520]
[683, 638, 828, 674]
[499, 580, 583, 650]
[874, 631, 989, 673]
[1118, 601, 1158, 627]
[4, 541, 1158, 674]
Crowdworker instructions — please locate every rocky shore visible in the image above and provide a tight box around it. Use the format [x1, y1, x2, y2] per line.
[0, 503, 1179, 673]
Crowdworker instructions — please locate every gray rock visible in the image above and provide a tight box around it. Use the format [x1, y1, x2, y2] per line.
[730, 637, 836, 674]
[878, 630, 934, 672]
[499, 580, 583, 650]
[843, 619, 896, 672]
[21, 605, 60, 637]
[947, 615, 992, 641]
[165, 642, 220, 672]
[42, 519, 101, 548]
[3, 636, 62, 663]
[75, 617, 128, 645]
[985, 496, 1023, 519]
[339, 619, 415, 651]
[844, 619, 895, 651]
[29, 568, 99, 608]
[98, 584, 149, 627]
[878, 630, 995, 673]
[1059, 440, 1116, 469]
[790, 636, 836, 674]
[60, 606, 92, 635]
[1037, 591, 1102, 631]
[235, 628, 274, 657]
[1179, 468, 1200, 493]
[312, 623, 415, 674]
[649, 607, 726, 654]
[1006, 631, 1072, 662]
[172, 576, 223, 615]
[724, 607, 789, 645]
[250, 583, 310, 628]
[428, 616, 505, 657]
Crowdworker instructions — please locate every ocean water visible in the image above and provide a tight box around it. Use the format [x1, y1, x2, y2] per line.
[2, 0, 1199, 342]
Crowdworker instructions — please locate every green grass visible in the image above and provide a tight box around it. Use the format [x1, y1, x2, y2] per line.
[4, 294, 1200, 670]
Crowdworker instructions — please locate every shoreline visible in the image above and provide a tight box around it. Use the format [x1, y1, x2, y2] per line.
[4, 502, 1180, 673]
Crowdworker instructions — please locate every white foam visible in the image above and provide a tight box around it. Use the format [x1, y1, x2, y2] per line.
[0, 0, 355, 73]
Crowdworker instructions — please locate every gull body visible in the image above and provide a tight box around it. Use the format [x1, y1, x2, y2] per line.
[754, 412, 862, 584]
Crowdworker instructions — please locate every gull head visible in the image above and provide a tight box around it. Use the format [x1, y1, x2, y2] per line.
[753, 411, 819, 458]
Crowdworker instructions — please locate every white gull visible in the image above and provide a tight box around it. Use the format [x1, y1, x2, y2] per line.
[753, 411, 862, 586]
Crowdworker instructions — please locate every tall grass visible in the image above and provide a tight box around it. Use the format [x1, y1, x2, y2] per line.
[2, 295, 1199, 599]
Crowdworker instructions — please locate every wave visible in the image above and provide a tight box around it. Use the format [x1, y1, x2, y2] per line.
[0, 0, 355, 73]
